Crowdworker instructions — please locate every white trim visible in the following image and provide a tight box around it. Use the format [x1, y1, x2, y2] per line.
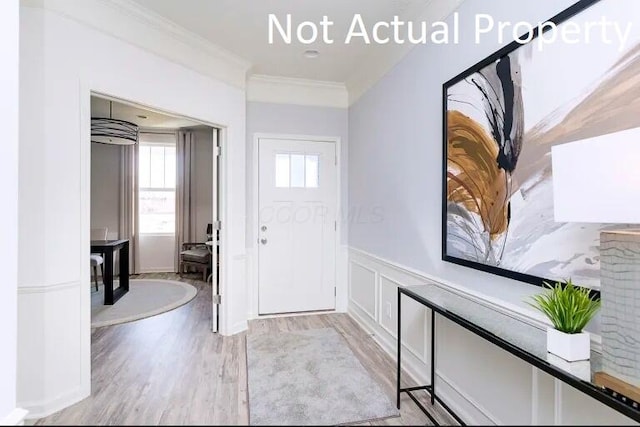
[17, 280, 79, 294]
[0, 408, 28, 426]
[377, 273, 401, 339]
[436, 370, 500, 425]
[250, 133, 344, 318]
[349, 247, 604, 351]
[531, 367, 539, 425]
[229, 320, 248, 336]
[247, 75, 348, 109]
[138, 268, 176, 274]
[346, 0, 463, 105]
[22, 0, 250, 89]
[351, 247, 549, 330]
[348, 259, 378, 322]
[254, 309, 336, 321]
[21, 385, 86, 421]
[554, 379, 563, 425]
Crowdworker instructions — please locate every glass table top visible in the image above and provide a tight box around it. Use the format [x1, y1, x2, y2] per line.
[401, 284, 639, 421]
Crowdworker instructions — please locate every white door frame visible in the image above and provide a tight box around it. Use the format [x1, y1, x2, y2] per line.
[79, 87, 228, 359]
[251, 133, 342, 318]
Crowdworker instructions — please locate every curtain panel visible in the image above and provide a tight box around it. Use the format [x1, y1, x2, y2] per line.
[175, 131, 197, 271]
[119, 143, 139, 274]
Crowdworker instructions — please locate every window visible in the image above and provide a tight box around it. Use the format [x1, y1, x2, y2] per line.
[275, 153, 319, 188]
[139, 142, 176, 234]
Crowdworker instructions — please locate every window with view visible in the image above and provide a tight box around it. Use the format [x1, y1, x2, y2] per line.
[139, 142, 176, 234]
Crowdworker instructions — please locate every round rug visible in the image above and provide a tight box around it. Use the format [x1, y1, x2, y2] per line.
[91, 279, 198, 328]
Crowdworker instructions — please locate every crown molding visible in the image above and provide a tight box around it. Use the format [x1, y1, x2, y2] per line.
[247, 74, 348, 109]
[23, 0, 251, 89]
[346, 0, 464, 105]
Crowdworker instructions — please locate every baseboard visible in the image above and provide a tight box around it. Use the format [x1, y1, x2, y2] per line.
[227, 320, 248, 336]
[137, 268, 176, 274]
[348, 303, 494, 425]
[20, 386, 88, 421]
[1, 408, 28, 425]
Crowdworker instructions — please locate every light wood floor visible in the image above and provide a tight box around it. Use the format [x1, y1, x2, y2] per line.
[35, 273, 454, 425]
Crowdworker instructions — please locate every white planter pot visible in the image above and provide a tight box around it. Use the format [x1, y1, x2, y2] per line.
[547, 327, 590, 361]
[546, 353, 591, 381]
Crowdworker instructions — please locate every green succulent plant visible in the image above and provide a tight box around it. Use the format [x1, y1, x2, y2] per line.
[527, 279, 601, 334]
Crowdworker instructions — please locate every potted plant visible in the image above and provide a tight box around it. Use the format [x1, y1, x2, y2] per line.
[528, 279, 601, 361]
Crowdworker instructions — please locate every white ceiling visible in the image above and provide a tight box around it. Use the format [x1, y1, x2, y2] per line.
[91, 96, 202, 129]
[129, 0, 438, 82]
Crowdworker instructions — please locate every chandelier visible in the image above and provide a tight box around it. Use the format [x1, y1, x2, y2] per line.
[91, 100, 139, 145]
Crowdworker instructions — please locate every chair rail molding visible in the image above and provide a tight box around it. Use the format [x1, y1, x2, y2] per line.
[21, 0, 250, 89]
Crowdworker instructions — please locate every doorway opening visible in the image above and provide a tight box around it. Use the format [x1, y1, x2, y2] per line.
[89, 94, 221, 331]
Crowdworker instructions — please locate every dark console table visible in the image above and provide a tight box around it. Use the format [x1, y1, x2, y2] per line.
[397, 285, 640, 425]
[91, 239, 130, 305]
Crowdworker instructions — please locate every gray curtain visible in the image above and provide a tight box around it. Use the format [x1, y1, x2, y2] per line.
[175, 131, 197, 271]
[119, 143, 139, 274]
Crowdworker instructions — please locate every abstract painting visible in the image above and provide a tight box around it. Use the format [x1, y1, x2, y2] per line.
[443, 0, 639, 290]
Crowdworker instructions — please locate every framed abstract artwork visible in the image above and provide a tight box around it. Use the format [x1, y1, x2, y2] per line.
[442, 0, 638, 290]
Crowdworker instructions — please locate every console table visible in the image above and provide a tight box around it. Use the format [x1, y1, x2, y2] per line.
[397, 285, 640, 425]
[91, 239, 130, 305]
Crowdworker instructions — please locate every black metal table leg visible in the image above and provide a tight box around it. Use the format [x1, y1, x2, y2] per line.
[431, 308, 435, 405]
[397, 287, 402, 409]
[397, 288, 466, 426]
[103, 248, 114, 305]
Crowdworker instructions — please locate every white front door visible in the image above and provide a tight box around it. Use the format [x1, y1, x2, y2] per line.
[258, 137, 337, 315]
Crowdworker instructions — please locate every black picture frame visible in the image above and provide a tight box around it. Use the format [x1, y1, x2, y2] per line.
[441, 0, 602, 293]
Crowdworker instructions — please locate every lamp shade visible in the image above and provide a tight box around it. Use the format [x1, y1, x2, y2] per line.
[551, 127, 640, 224]
[90, 100, 139, 146]
[91, 117, 139, 145]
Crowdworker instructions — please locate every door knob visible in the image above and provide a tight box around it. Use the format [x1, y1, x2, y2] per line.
[260, 238, 268, 245]
[261, 225, 267, 232]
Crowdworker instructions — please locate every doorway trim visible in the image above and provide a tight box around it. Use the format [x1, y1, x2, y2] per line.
[80, 86, 228, 395]
[250, 133, 342, 318]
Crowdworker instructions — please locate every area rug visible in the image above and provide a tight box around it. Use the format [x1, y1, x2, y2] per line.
[246, 327, 399, 425]
[91, 279, 197, 328]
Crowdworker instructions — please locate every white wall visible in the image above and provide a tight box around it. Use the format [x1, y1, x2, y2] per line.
[349, 0, 582, 319]
[18, 3, 247, 419]
[347, 0, 636, 424]
[246, 102, 348, 246]
[139, 235, 175, 273]
[90, 142, 120, 240]
[0, 0, 24, 424]
[246, 101, 349, 316]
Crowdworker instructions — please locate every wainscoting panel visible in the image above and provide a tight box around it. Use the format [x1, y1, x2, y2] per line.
[436, 315, 533, 425]
[559, 382, 636, 425]
[347, 248, 636, 426]
[379, 275, 428, 363]
[533, 368, 556, 425]
[348, 261, 377, 321]
[17, 281, 87, 419]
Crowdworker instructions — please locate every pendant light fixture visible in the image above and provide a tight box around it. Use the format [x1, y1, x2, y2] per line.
[91, 100, 139, 145]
